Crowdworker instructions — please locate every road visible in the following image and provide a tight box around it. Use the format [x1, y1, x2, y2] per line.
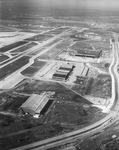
[12, 34, 119, 150]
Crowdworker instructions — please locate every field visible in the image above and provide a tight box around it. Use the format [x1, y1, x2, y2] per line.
[39, 39, 73, 60]
[28, 47, 46, 56]
[45, 38, 61, 48]
[0, 56, 30, 80]
[15, 79, 91, 105]
[85, 74, 112, 98]
[31, 60, 47, 68]
[39, 48, 62, 60]
[21, 67, 40, 77]
[83, 29, 112, 40]
[72, 78, 93, 95]
[90, 62, 110, 72]
[45, 27, 69, 35]
[71, 42, 93, 51]
[45, 101, 106, 127]
[0, 55, 19, 66]
[20, 27, 53, 33]
[86, 40, 111, 51]
[21, 60, 46, 77]
[0, 55, 9, 62]
[0, 41, 28, 52]
[0, 92, 29, 113]
[10, 42, 37, 53]
[70, 33, 87, 41]
[25, 34, 54, 42]
[77, 118, 119, 150]
[0, 26, 15, 32]
[0, 124, 63, 150]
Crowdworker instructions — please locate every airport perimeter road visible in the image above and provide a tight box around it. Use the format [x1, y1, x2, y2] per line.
[12, 35, 119, 150]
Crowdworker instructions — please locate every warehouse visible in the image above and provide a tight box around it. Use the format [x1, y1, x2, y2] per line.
[20, 93, 50, 116]
[52, 73, 69, 81]
[52, 63, 75, 81]
[81, 67, 89, 76]
[75, 50, 102, 58]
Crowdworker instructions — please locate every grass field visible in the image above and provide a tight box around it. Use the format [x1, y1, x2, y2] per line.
[31, 60, 46, 68]
[46, 27, 69, 35]
[71, 42, 93, 51]
[25, 34, 53, 42]
[39, 48, 62, 60]
[0, 56, 30, 80]
[0, 41, 28, 52]
[11, 42, 37, 53]
[21, 67, 40, 77]
[0, 55, 9, 62]
[70, 33, 87, 41]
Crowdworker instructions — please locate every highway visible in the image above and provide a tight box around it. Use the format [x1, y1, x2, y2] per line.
[12, 34, 119, 150]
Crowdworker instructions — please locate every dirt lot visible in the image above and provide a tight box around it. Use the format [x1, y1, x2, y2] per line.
[85, 74, 112, 98]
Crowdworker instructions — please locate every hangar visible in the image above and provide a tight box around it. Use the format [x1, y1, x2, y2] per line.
[20, 93, 51, 116]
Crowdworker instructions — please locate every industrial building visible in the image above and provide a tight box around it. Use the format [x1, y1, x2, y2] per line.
[81, 67, 89, 76]
[20, 93, 51, 116]
[52, 63, 75, 81]
[53, 72, 69, 81]
[75, 50, 102, 58]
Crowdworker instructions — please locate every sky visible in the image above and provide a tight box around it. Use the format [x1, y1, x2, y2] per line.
[1, 0, 119, 19]
[18, 0, 119, 10]
[1, 0, 119, 11]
